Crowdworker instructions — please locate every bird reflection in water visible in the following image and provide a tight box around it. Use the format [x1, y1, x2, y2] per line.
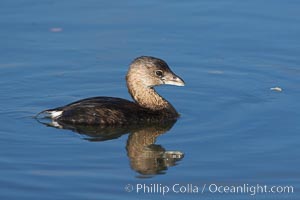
[37, 118, 184, 177]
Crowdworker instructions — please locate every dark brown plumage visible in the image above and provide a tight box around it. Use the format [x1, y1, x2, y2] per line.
[38, 56, 185, 126]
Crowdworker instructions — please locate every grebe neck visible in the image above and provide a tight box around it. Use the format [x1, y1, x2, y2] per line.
[127, 79, 177, 114]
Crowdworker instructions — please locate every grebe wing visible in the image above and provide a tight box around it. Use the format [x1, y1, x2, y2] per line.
[53, 97, 148, 125]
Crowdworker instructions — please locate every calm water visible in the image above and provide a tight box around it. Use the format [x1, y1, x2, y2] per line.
[0, 0, 299, 199]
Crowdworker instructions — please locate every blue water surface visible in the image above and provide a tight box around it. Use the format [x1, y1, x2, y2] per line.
[0, 0, 299, 200]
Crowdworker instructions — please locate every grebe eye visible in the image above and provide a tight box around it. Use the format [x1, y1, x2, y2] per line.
[155, 70, 163, 77]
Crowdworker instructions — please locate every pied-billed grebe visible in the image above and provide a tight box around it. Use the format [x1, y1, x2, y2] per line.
[38, 56, 185, 125]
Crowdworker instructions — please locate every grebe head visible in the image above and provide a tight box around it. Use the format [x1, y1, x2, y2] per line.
[126, 56, 185, 88]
